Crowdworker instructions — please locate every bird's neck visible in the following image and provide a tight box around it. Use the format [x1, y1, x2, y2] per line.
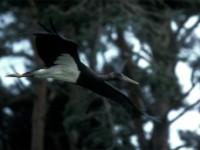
[97, 74, 116, 81]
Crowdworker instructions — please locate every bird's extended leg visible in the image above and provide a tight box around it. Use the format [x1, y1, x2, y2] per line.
[6, 72, 34, 78]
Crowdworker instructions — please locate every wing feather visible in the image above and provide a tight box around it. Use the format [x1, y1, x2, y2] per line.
[54, 53, 79, 71]
[34, 33, 80, 68]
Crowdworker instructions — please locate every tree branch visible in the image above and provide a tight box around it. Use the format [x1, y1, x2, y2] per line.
[121, 0, 165, 19]
[178, 82, 197, 102]
[169, 99, 200, 124]
[180, 16, 200, 44]
[64, 0, 88, 16]
[141, 45, 153, 59]
[175, 15, 190, 37]
[103, 99, 117, 150]
[174, 66, 198, 105]
[173, 144, 188, 150]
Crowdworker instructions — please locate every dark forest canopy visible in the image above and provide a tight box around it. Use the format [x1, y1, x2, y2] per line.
[0, 0, 200, 150]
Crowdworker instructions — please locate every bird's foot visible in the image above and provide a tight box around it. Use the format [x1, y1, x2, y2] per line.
[6, 73, 22, 78]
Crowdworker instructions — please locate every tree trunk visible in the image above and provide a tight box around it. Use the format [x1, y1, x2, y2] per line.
[30, 19, 48, 149]
[31, 79, 47, 150]
[151, 117, 169, 150]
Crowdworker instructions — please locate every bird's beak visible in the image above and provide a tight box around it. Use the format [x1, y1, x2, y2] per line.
[122, 76, 139, 85]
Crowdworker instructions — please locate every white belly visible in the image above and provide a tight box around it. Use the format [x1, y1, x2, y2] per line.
[34, 65, 80, 83]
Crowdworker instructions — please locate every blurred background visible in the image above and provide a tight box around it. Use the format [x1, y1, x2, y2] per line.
[0, 0, 200, 150]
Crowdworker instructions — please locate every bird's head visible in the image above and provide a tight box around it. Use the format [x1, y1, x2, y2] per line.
[107, 72, 139, 85]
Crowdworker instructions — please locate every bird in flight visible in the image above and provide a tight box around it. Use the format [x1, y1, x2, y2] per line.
[7, 20, 154, 121]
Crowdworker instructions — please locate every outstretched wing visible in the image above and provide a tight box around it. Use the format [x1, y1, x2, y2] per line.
[34, 33, 80, 68]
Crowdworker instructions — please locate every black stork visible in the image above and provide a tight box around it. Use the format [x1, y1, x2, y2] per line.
[6, 21, 155, 121]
